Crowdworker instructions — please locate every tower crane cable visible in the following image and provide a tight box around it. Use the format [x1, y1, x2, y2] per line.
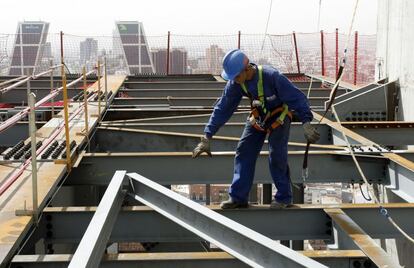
[259, 0, 274, 60]
[306, 0, 323, 98]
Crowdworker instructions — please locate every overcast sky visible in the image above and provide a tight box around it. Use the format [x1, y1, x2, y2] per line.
[2, 0, 378, 36]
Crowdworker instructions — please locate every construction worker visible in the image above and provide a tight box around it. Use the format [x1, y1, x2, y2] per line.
[192, 49, 320, 209]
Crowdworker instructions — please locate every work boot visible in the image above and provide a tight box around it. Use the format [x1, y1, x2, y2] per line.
[220, 198, 248, 209]
[270, 200, 293, 209]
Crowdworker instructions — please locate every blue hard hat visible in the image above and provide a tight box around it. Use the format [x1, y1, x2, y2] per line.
[221, 49, 248, 81]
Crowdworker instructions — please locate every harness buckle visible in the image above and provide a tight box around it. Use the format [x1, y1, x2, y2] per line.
[277, 118, 285, 125]
[252, 100, 262, 107]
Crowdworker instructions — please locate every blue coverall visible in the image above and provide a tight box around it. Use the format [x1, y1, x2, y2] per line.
[204, 64, 313, 204]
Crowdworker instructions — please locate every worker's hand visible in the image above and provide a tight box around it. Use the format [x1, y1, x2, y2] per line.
[303, 122, 320, 143]
[192, 136, 212, 158]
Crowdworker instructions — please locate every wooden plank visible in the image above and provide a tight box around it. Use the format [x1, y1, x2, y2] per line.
[0, 75, 125, 266]
[324, 208, 400, 268]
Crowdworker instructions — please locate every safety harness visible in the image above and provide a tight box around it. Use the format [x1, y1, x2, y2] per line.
[240, 65, 292, 134]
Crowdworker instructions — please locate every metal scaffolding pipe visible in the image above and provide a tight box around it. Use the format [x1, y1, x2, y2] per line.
[0, 69, 96, 134]
[0, 75, 27, 88]
[0, 90, 97, 196]
[0, 64, 63, 94]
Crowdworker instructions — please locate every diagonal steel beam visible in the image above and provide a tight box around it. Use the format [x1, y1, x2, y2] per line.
[325, 208, 401, 268]
[68, 170, 126, 268]
[127, 172, 327, 268]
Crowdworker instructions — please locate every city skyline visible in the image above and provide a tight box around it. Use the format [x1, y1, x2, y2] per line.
[0, 1, 378, 36]
[1, 21, 377, 85]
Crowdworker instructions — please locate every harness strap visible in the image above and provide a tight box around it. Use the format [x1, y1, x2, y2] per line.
[241, 65, 291, 133]
[241, 66, 267, 114]
[250, 104, 292, 133]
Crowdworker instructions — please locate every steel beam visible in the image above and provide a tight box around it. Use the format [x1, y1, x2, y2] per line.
[386, 153, 414, 202]
[68, 171, 126, 268]
[332, 122, 414, 146]
[104, 111, 249, 124]
[0, 122, 45, 146]
[117, 88, 348, 98]
[111, 96, 329, 108]
[92, 127, 339, 152]
[333, 82, 381, 104]
[314, 112, 414, 202]
[39, 205, 332, 243]
[122, 81, 324, 89]
[67, 151, 387, 185]
[332, 83, 389, 122]
[124, 74, 218, 81]
[104, 107, 326, 121]
[104, 108, 219, 121]
[325, 208, 401, 268]
[127, 172, 326, 268]
[10, 251, 369, 268]
[38, 204, 414, 243]
[99, 121, 414, 146]
[123, 81, 226, 89]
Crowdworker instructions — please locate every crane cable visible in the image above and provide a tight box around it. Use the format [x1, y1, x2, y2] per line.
[259, 0, 274, 59]
[306, 0, 323, 98]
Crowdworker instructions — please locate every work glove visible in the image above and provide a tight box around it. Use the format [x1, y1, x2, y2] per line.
[303, 122, 320, 143]
[192, 136, 212, 158]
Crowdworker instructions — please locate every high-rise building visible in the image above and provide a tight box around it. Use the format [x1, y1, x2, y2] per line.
[80, 38, 98, 64]
[114, 21, 154, 74]
[151, 48, 187, 74]
[170, 48, 187, 74]
[206, 45, 224, 75]
[151, 49, 167, 74]
[42, 42, 52, 59]
[9, 21, 49, 75]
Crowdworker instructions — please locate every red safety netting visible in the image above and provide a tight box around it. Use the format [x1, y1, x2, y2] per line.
[0, 31, 377, 85]
[356, 34, 376, 85]
[240, 34, 296, 73]
[295, 32, 322, 76]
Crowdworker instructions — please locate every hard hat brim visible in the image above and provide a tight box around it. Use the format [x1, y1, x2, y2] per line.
[221, 69, 240, 81]
[221, 70, 232, 81]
